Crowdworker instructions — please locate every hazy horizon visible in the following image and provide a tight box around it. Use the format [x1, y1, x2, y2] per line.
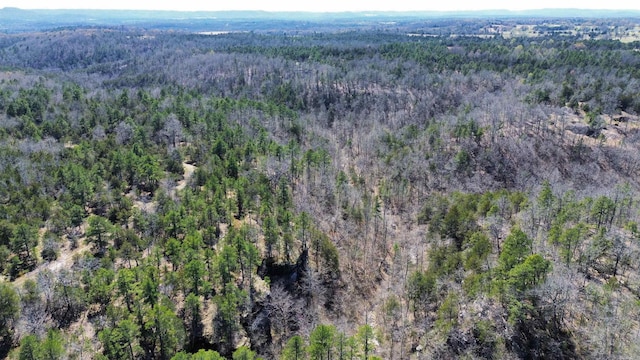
[4, 0, 640, 12]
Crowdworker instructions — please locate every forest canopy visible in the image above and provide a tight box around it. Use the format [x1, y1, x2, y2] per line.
[1, 12, 640, 360]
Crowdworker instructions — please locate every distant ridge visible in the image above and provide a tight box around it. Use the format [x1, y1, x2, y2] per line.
[1, 7, 639, 33]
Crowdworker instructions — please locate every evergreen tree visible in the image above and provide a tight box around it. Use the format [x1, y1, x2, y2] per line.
[41, 329, 64, 360]
[309, 325, 336, 360]
[86, 215, 113, 256]
[184, 293, 203, 350]
[214, 283, 245, 350]
[143, 303, 185, 360]
[10, 223, 38, 270]
[281, 335, 307, 360]
[232, 346, 260, 360]
[18, 335, 40, 360]
[0, 282, 19, 345]
[498, 227, 532, 273]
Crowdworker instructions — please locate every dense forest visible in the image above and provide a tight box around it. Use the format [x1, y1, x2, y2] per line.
[2, 13, 640, 360]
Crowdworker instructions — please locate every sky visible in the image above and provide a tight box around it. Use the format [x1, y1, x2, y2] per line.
[3, 0, 639, 12]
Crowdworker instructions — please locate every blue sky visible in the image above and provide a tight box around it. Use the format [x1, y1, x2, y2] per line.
[5, 0, 639, 12]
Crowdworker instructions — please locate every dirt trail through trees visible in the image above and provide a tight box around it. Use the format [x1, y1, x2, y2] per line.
[176, 162, 196, 191]
[12, 227, 91, 288]
[12, 162, 197, 288]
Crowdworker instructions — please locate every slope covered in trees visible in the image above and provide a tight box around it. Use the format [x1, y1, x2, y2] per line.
[1, 17, 640, 359]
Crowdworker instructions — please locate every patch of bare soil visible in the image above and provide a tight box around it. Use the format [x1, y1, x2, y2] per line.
[130, 192, 157, 213]
[130, 162, 197, 213]
[13, 226, 91, 288]
[177, 163, 196, 191]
